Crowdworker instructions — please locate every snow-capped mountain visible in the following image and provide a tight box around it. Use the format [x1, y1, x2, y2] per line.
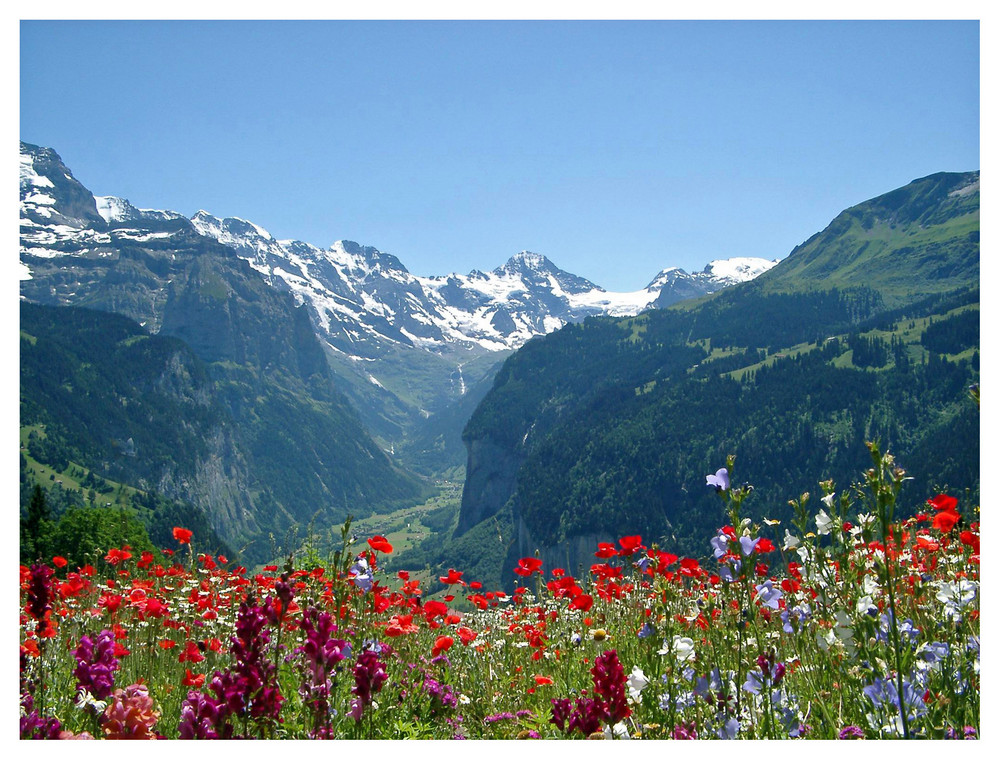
[20, 141, 776, 360]
[19, 140, 777, 470]
[185, 210, 775, 356]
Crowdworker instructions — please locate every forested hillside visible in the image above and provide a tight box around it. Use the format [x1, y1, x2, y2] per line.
[444, 172, 979, 586]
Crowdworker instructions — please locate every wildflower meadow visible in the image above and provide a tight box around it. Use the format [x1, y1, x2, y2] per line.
[19, 444, 979, 740]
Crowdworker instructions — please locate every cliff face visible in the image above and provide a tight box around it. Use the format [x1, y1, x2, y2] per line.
[454, 437, 522, 536]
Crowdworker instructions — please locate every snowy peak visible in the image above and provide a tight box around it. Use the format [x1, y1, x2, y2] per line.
[649, 256, 779, 308]
[703, 257, 779, 285]
[19, 141, 106, 231]
[19, 141, 778, 359]
[97, 196, 188, 226]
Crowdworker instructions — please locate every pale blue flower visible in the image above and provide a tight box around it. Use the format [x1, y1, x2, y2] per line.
[706, 468, 730, 492]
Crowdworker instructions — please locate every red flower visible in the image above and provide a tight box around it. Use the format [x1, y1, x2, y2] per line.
[422, 600, 449, 619]
[367, 535, 393, 553]
[933, 510, 960, 533]
[618, 535, 644, 555]
[172, 527, 193, 545]
[514, 557, 543, 577]
[534, 675, 554, 686]
[178, 640, 205, 663]
[755, 538, 776, 554]
[52, 556, 68, 568]
[679, 557, 701, 576]
[960, 530, 980, 554]
[182, 669, 205, 688]
[569, 593, 593, 612]
[439, 568, 464, 585]
[928, 494, 958, 512]
[916, 536, 940, 551]
[457, 627, 477, 645]
[158, 639, 177, 649]
[384, 614, 419, 637]
[432, 635, 454, 657]
[594, 542, 619, 559]
[105, 547, 132, 566]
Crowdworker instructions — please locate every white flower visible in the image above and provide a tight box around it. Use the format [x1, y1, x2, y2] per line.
[659, 635, 696, 662]
[936, 579, 978, 621]
[603, 721, 631, 740]
[821, 492, 836, 509]
[627, 665, 650, 700]
[815, 509, 833, 536]
[782, 530, 801, 550]
[74, 689, 107, 715]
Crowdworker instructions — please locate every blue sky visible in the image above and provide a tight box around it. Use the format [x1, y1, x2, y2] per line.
[20, 20, 980, 290]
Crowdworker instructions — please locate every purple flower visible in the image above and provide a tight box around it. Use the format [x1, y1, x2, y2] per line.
[73, 629, 119, 700]
[351, 649, 388, 723]
[672, 721, 698, 739]
[706, 468, 730, 492]
[567, 697, 604, 736]
[549, 698, 573, 732]
[710, 533, 730, 559]
[349, 558, 373, 593]
[297, 605, 351, 736]
[755, 580, 782, 610]
[717, 717, 740, 739]
[591, 650, 630, 724]
[838, 725, 865, 739]
[178, 689, 224, 739]
[26, 565, 55, 625]
[739, 536, 761, 556]
[637, 622, 656, 639]
[19, 693, 62, 740]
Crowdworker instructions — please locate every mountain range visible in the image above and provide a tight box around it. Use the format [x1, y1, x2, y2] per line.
[20, 141, 775, 471]
[425, 169, 979, 588]
[19, 140, 775, 557]
[21, 140, 977, 583]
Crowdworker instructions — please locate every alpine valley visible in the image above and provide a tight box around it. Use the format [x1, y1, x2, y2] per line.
[19, 141, 775, 563]
[19, 142, 979, 584]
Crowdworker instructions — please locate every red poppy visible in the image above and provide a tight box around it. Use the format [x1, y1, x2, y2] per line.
[928, 494, 958, 512]
[384, 614, 419, 637]
[397, 570, 410, 581]
[755, 538, 776, 554]
[182, 669, 205, 688]
[432, 635, 454, 657]
[916, 536, 940, 551]
[618, 535, 644, 555]
[679, 557, 701, 576]
[569, 593, 593, 612]
[439, 568, 464, 585]
[423, 600, 448, 619]
[933, 510, 960, 533]
[960, 530, 980, 554]
[534, 675, 554, 686]
[52, 556, 68, 569]
[172, 527, 193, 545]
[105, 548, 132, 566]
[158, 639, 177, 650]
[367, 535, 393, 553]
[468, 594, 488, 610]
[178, 640, 205, 664]
[457, 627, 477, 645]
[594, 542, 619, 559]
[513, 557, 543, 577]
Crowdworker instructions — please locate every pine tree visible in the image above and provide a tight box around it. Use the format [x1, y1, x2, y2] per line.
[21, 485, 52, 563]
